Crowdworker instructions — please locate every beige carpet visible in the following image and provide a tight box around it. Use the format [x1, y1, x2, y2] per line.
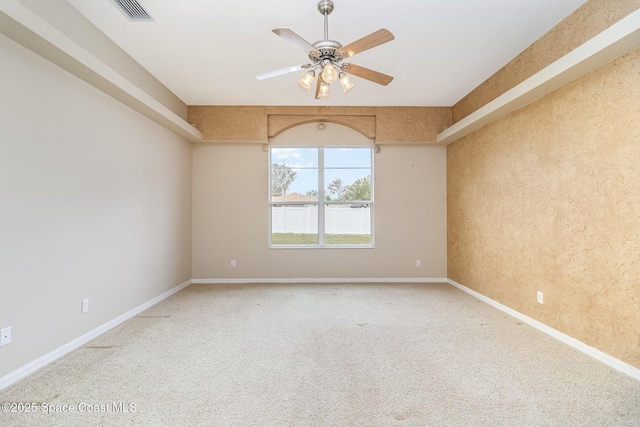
[1, 283, 639, 426]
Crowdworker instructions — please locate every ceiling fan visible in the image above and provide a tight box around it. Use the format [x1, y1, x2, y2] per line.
[256, 0, 394, 99]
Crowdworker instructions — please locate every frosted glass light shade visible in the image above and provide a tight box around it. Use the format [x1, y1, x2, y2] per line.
[321, 63, 338, 83]
[339, 73, 355, 93]
[317, 82, 330, 99]
[298, 71, 315, 91]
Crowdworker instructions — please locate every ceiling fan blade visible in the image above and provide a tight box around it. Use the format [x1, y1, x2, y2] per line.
[273, 28, 317, 54]
[339, 29, 394, 58]
[256, 64, 307, 80]
[342, 63, 394, 86]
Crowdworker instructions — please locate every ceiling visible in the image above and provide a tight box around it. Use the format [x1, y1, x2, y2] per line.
[66, 0, 588, 107]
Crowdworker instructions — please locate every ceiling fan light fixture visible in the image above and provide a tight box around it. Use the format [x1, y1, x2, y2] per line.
[339, 72, 355, 93]
[258, 1, 394, 100]
[298, 70, 316, 91]
[321, 62, 339, 83]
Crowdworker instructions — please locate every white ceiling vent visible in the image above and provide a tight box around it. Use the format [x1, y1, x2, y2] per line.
[110, 0, 154, 21]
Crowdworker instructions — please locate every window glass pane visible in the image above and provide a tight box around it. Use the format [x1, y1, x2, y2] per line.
[324, 204, 371, 245]
[324, 148, 371, 202]
[325, 170, 371, 201]
[271, 148, 319, 168]
[325, 148, 370, 168]
[271, 205, 318, 245]
[271, 148, 318, 201]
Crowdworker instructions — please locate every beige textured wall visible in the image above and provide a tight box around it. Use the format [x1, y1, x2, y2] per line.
[0, 34, 192, 378]
[192, 123, 447, 280]
[447, 47, 640, 368]
[188, 106, 452, 144]
[453, 0, 640, 123]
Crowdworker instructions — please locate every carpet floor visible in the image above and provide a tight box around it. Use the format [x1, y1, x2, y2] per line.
[1, 282, 639, 426]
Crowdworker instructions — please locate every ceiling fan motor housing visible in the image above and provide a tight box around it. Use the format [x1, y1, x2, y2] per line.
[317, 0, 334, 15]
[310, 40, 345, 66]
[312, 0, 342, 68]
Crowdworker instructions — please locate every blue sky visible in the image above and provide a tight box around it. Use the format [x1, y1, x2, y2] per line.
[271, 147, 371, 196]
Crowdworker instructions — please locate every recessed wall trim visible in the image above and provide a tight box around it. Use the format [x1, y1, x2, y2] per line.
[437, 8, 640, 145]
[0, 0, 201, 143]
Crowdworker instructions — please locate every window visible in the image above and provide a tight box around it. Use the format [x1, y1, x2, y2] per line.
[269, 147, 373, 248]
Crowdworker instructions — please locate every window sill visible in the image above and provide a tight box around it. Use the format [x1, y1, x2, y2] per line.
[268, 244, 375, 250]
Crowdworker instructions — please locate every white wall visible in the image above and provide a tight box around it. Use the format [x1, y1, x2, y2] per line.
[192, 123, 447, 280]
[0, 34, 192, 377]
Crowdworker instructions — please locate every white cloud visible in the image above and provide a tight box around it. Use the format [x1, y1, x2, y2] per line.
[273, 148, 303, 161]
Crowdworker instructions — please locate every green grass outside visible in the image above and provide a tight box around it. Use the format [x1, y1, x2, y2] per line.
[272, 233, 371, 245]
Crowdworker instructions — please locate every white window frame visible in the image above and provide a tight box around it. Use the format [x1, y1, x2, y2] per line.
[268, 146, 374, 249]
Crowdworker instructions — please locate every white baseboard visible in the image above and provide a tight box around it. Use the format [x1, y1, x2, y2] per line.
[4, 278, 637, 390]
[447, 278, 640, 382]
[0, 279, 192, 391]
[191, 277, 449, 284]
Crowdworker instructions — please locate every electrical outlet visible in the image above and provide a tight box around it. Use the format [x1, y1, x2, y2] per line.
[230, 260, 236, 268]
[1, 327, 11, 346]
[537, 291, 544, 304]
[81, 299, 89, 314]
[416, 259, 422, 267]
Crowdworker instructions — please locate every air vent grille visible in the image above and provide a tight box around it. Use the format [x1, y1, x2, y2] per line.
[110, 0, 153, 21]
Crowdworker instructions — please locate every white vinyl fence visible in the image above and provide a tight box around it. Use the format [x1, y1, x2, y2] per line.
[272, 206, 371, 234]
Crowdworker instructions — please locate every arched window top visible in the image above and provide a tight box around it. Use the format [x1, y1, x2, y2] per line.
[269, 122, 373, 147]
